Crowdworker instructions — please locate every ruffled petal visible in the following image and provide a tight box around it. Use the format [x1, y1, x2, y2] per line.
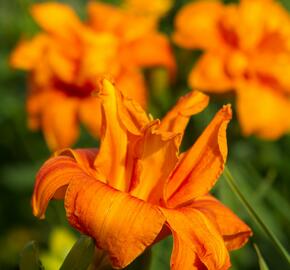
[189, 52, 233, 93]
[41, 95, 79, 151]
[65, 176, 166, 268]
[193, 195, 252, 250]
[32, 148, 97, 218]
[94, 80, 129, 191]
[31, 3, 82, 38]
[130, 122, 179, 203]
[159, 90, 209, 135]
[161, 208, 230, 270]
[236, 81, 290, 139]
[165, 105, 232, 208]
[173, 1, 223, 50]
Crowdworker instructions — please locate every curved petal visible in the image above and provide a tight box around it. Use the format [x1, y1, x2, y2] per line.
[65, 176, 166, 269]
[189, 52, 233, 93]
[159, 90, 209, 135]
[193, 195, 252, 250]
[32, 148, 97, 218]
[55, 148, 99, 178]
[94, 80, 129, 190]
[10, 34, 48, 70]
[161, 208, 230, 270]
[236, 81, 290, 139]
[79, 97, 103, 138]
[41, 95, 79, 151]
[129, 122, 179, 203]
[31, 3, 82, 38]
[125, 33, 176, 77]
[165, 105, 232, 208]
[173, 1, 223, 50]
[117, 92, 150, 135]
[170, 232, 205, 270]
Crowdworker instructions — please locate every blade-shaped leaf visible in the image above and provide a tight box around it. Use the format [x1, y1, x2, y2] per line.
[223, 167, 290, 265]
[253, 243, 270, 270]
[59, 235, 95, 270]
[19, 241, 44, 270]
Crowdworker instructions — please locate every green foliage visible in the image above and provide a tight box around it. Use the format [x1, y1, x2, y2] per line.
[59, 236, 95, 270]
[253, 243, 270, 270]
[19, 241, 43, 270]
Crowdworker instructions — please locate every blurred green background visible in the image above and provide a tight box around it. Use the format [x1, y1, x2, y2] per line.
[0, 0, 289, 269]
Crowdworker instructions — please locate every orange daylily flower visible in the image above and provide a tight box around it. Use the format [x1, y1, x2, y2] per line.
[174, 0, 290, 139]
[32, 79, 251, 269]
[10, 2, 175, 151]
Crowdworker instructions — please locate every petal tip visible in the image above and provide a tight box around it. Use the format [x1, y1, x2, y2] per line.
[221, 104, 232, 120]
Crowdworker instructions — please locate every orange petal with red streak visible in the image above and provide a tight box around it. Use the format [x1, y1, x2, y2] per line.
[65, 176, 166, 268]
[165, 105, 232, 207]
[161, 207, 231, 270]
[32, 148, 97, 218]
[194, 195, 252, 250]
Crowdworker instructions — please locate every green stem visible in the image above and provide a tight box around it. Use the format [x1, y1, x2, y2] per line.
[223, 166, 290, 265]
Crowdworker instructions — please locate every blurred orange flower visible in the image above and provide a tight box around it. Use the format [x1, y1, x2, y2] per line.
[174, 0, 290, 139]
[10, 2, 175, 150]
[32, 79, 251, 269]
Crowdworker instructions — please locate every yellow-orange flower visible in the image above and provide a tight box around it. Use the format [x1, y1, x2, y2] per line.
[174, 0, 290, 139]
[32, 79, 251, 270]
[10, 2, 175, 150]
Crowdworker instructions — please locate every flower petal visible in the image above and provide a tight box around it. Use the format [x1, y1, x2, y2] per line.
[87, 2, 156, 41]
[31, 3, 82, 38]
[117, 68, 148, 109]
[170, 232, 205, 270]
[161, 207, 230, 270]
[159, 90, 209, 135]
[32, 148, 97, 218]
[94, 80, 129, 191]
[173, 1, 223, 50]
[236, 81, 290, 139]
[130, 122, 179, 203]
[79, 97, 103, 138]
[42, 96, 79, 151]
[193, 195, 252, 250]
[165, 105, 232, 208]
[10, 34, 48, 70]
[125, 33, 176, 76]
[65, 176, 166, 269]
[189, 52, 233, 93]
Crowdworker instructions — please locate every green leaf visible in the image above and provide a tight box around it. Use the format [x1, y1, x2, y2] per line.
[223, 167, 290, 265]
[59, 235, 95, 270]
[253, 243, 270, 270]
[19, 241, 43, 270]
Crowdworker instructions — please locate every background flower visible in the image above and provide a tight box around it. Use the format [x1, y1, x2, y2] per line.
[174, 0, 290, 139]
[10, 1, 175, 150]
